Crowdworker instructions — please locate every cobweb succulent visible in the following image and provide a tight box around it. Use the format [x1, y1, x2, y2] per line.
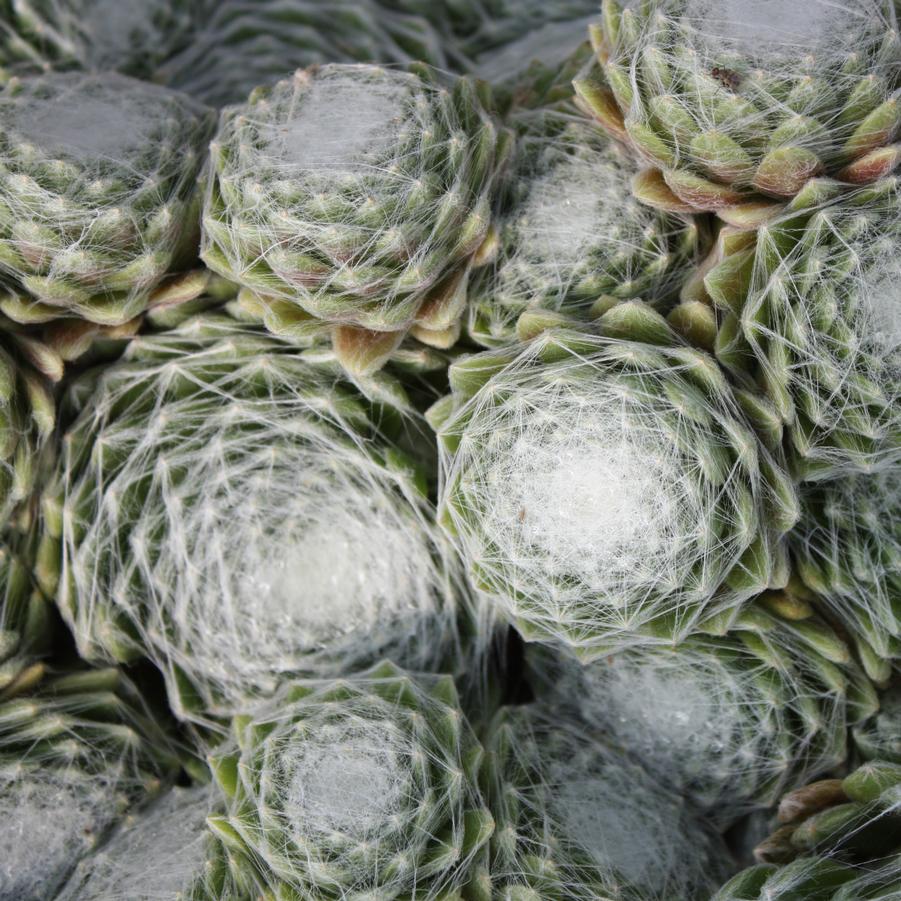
[0, 72, 214, 326]
[207, 661, 494, 900]
[576, 0, 901, 215]
[39, 312, 470, 726]
[0, 665, 180, 901]
[526, 592, 878, 823]
[201, 62, 512, 375]
[433, 302, 799, 657]
[716, 760, 901, 899]
[791, 468, 901, 684]
[701, 177, 901, 479]
[0, 0, 203, 81]
[2, 6, 899, 899]
[485, 703, 729, 900]
[162, 0, 463, 109]
[467, 114, 702, 347]
[55, 784, 249, 901]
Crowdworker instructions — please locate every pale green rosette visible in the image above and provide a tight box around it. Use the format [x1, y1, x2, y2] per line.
[576, 0, 901, 216]
[208, 662, 495, 900]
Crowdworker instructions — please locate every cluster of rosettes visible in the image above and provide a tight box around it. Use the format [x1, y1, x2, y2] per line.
[40, 313, 472, 726]
[0, 4, 896, 900]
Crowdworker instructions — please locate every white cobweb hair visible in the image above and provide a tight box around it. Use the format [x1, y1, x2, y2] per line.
[54, 785, 216, 901]
[674, 0, 896, 66]
[740, 182, 901, 477]
[524, 612, 865, 825]
[793, 468, 901, 675]
[201, 61, 503, 344]
[488, 704, 729, 899]
[207, 664, 492, 899]
[0, 763, 125, 901]
[438, 330, 791, 656]
[469, 119, 696, 345]
[53, 317, 465, 725]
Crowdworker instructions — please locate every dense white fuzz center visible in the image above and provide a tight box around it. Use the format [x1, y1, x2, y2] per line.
[265, 70, 410, 172]
[234, 479, 433, 644]
[95, 416, 442, 708]
[65, 334, 461, 721]
[283, 721, 409, 841]
[681, 0, 887, 62]
[568, 649, 793, 810]
[0, 770, 118, 901]
[589, 656, 726, 763]
[509, 718, 727, 898]
[56, 787, 211, 900]
[10, 76, 166, 162]
[514, 154, 633, 270]
[862, 254, 901, 357]
[467, 384, 695, 602]
[553, 772, 684, 889]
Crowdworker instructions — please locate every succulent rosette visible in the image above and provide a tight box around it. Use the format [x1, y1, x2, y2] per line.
[201, 62, 512, 375]
[791, 468, 901, 684]
[433, 301, 799, 658]
[715, 761, 901, 899]
[467, 115, 702, 348]
[0, 664, 180, 900]
[38, 312, 471, 726]
[0, 72, 214, 327]
[527, 590, 879, 823]
[699, 177, 901, 479]
[576, 0, 901, 215]
[485, 704, 729, 900]
[208, 661, 494, 899]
